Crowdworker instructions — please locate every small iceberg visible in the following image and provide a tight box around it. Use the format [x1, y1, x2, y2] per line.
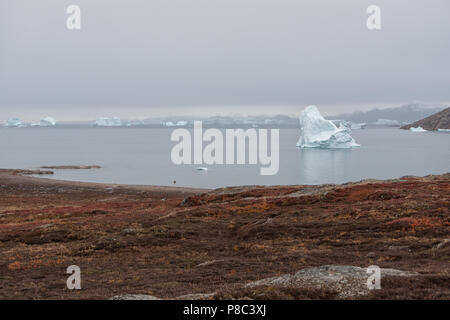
[350, 122, 367, 130]
[296, 106, 360, 149]
[4, 118, 25, 127]
[164, 121, 176, 127]
[31, 117, 56, 127]
[176, 120, 188, 126]
[196, 167, 208, 171]
[409, 126, 427, 132]
[94, 117, 122, 127]
[437, 128, 450, 132]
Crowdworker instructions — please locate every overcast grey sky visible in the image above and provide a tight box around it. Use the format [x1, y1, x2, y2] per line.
[0, 0, 449, 120]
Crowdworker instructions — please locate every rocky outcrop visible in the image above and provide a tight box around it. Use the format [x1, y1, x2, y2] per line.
[244, 265, 418, 298]
[109, 293, 215, 300]
[108, 265, 419, 300]
[401, 107, 450, 130]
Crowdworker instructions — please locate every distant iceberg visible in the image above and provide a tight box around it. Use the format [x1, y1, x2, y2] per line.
[164, 121, 176, 127]
[409, 126, 427, 132]
[296, 106, 360, 149]
[31, 117, 56, 127]
[4, 118, 25, 127]
[176, 120, 188, 126]
[162, 120, 188, 127]
[94, 117, 122, 127]
[350, 123, 367, 130]
[126, 120, 144, 127]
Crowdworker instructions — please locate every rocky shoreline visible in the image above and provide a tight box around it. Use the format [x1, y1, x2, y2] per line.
[40, 165, 102, 170]
[401, 107, 450, 130]
[0, 169, 448, 299]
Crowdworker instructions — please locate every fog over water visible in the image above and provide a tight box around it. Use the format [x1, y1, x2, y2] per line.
[1, 0, 449, 120]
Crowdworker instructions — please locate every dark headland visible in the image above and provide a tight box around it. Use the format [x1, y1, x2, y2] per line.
[401, 107, 450, 130]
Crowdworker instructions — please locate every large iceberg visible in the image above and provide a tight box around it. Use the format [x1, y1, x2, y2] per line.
[329, 120, 367, 130]
[4, 118, 25, 127]
[296, 106, 360, 149]
[94, 117, 122, 127]
[31, 117, 56, 127]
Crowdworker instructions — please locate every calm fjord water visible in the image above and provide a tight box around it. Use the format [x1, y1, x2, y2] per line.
[0, 127, 448, 188]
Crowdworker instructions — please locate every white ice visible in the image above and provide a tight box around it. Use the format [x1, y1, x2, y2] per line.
[176, 120, 188, 126]
[329, 120, 366, 130]
[94, 117, 122, 127]
[31, 117, 56, 127]
[409, 126, 427, 132]
[4, 118, 25, 127]
[296, 106, 360, 149]
[350, 123, 367, 130]
[437, 128, 450, 132]
[164, 121, 176, 127]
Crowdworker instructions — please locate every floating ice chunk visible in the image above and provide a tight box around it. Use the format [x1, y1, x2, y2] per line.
[94, 117, 122, 127]
[196, 167, 208, 171]
[94, 118, 109, 126]
[350, 123, 367, 130]
[296, 106, 360, 149]
[31, 117, 56, 127]
[4, 118, 25, 127]
[437, 128, 450, 132]
[41, 117, 56, 126]
[409, 126, 427, 132]
[164, 121, 176, 127]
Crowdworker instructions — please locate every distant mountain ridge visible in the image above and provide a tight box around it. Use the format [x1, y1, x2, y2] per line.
[329, 104, 447, 125]
[400, 107, 450, 130]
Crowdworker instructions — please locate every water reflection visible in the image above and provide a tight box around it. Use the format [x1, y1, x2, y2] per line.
[299, 148, 354, 185]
